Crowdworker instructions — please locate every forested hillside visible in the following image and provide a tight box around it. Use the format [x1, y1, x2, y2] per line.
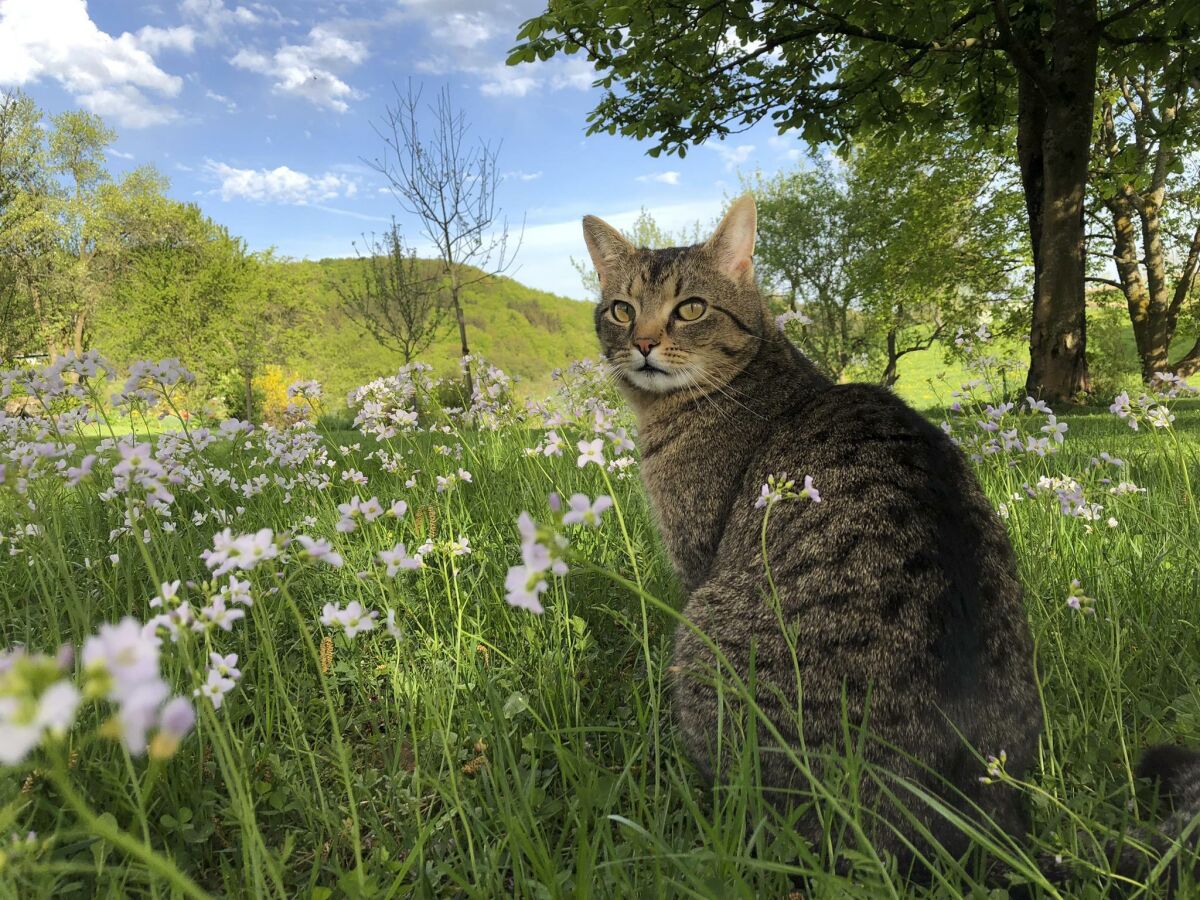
[282, 258, 596, 403]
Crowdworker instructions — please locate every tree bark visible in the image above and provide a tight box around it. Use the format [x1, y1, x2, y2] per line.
[28, 278, 58, 363]
[1136, 185, 1173, 378]
[1097, 80, 1197, 381]
[882, 328, 899, 387]
[448, 265, 473, 397]
[1016, 0, 1097, 403]
[244, 368, 255, 424]
[1104, 189, 1165, 378]
[72, 309, 87, 358]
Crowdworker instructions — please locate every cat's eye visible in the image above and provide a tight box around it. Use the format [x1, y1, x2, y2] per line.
[676, 298, 707, 321]
[610, 301, 635, 324]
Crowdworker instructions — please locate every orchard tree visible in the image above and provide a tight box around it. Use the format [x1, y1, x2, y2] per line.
[336, 222, 447, 363]
[754, 136, 1026, 385]
[847, 135, 1028, 385]
[369, 82, 520, 394]
[510, 0, 1200, 402]
[752, 163, 865, 380]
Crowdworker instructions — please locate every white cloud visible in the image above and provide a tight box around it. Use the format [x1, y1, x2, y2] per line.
[134, 25, 197, 54]
[308, 204, 391, 223]
[181, 0, 261, 33]
[429, 11, 493, 49]
[205, 160, 358, 204]
[395, 0, 542, 46]
[476, 63, 539, 98]
[636, 172, 681, 186]
[404, 2, 594, 98]
[708, 143, 756, 171]
[230, 25, 366, 112]
[548, 56, 596, 91]
[0, 0, 184, 127]
[108, 148, 135, 160]
[504, 170, 543, 182]
[471, 56, 594, 98]
[205, 89, 237, 111]
[768, 134, 805, 163]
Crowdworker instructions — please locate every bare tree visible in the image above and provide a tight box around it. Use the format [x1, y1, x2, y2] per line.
[337, 221, 447, 363]
[369, 82, 520, 394]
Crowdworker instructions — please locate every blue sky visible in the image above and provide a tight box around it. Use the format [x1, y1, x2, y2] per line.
[0, 0, 811, 299]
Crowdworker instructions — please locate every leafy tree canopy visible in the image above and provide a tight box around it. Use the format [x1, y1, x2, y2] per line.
[511, 1, 1193, 155]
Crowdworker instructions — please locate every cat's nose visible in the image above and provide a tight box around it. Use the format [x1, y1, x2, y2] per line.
[634, 338, 659, 357]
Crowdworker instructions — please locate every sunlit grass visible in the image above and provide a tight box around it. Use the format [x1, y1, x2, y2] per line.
[2, 356, 1199, 897]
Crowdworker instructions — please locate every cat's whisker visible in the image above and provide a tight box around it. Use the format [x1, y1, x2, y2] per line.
[690, 363, 766, 422]
[682, 368, 737, 426]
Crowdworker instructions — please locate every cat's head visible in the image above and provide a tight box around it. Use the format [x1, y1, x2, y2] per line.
[582, 194, 766, 397]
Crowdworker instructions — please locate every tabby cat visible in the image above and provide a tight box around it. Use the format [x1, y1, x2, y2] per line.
[582, 194, 1042, 875]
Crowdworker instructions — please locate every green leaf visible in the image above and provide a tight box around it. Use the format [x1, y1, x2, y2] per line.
[503, 691, 530, 719]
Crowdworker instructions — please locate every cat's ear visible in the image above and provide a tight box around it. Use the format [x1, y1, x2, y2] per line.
[582, 215, 634, 289]
[704, 193, 756, 282]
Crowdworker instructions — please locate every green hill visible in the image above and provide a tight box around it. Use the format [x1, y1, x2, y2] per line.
[285, 258, 597, 404]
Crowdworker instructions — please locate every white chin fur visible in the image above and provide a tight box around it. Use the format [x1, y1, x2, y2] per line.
[623, 365, 695, 394]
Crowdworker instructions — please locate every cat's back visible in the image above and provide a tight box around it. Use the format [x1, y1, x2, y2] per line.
[697, 377, 1039, 766]
[779, 381, 967, 487]
[742, 380, 1000, 546]
[716, 378, 1029, 674]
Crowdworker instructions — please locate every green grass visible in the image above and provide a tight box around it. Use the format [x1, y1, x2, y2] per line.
[3, 361, 1200, 898]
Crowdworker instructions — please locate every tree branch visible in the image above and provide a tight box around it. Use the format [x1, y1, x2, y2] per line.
[991, 0, 1051, 91]
[1168, 222, 1200, 320]
[1098, 0, 1160, 28]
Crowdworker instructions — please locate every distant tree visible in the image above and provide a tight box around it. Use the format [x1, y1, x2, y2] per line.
[754, 136, 1026, 386]
[1091, 55, 1200, 380]
[0, 90, 56, 361]
[47, 109, 116, 358]
[220, 252, 318, 423]
[103, 205, 250, 377]
[511, 1, 1199, 402]
[336, 221, 447, 363]
[752, 163, 864, 380]
[847, 135, 1028, 386]
[0, 98, 182, 361]
[369, 82, 520, 394]
[103, 209, 318, 421]
[569, 207, 705, 299]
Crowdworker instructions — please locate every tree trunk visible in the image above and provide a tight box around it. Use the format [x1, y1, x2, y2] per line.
[448, 266, 473, 397]
[881, 328, 900, 387]
[1136, 191, 1174, 378]
[1016, 68, 1045, 320]
[28, 280, 58, 363]
[244, 368, 255, 424]
[1105, 190, 1167, 379]
[72, 309, 87, 358]
[1019, 0, 1097, 403]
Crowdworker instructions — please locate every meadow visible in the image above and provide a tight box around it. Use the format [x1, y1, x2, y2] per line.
[2, 344, 1200, 899]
